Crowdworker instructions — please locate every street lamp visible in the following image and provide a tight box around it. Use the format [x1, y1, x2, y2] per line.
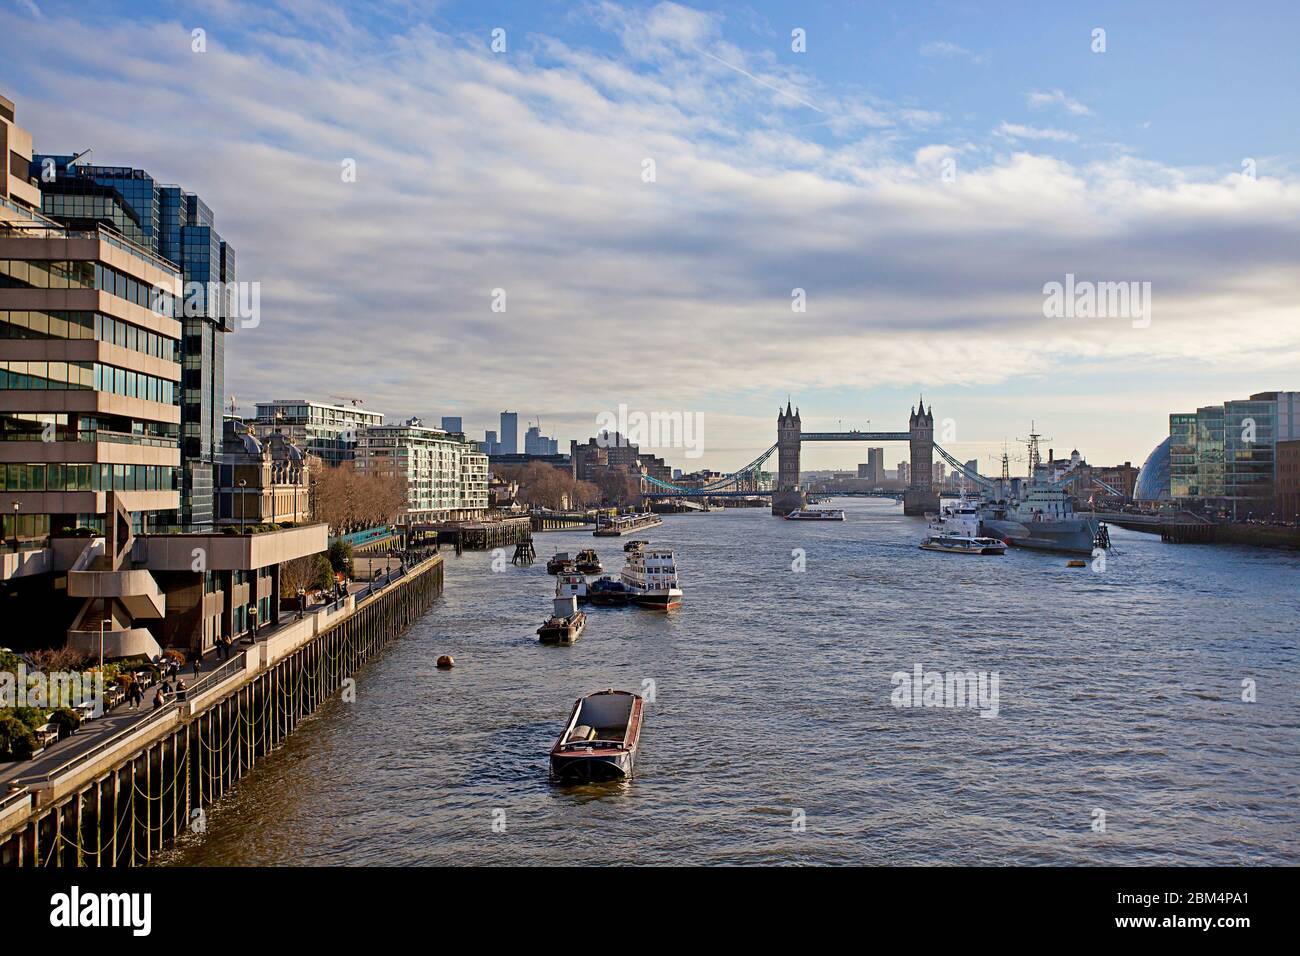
[238, 478, 247, 533]
[99, 616, 112, 675]
[9, 500, 18, 551]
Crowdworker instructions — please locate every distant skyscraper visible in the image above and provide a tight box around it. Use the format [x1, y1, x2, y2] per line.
[441, 416, 463, 433]
[480, 430, 499, 456]
[500, 411, 518, 455]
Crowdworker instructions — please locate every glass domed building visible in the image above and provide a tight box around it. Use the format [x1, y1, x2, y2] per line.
[1133, 437, 1171, 503]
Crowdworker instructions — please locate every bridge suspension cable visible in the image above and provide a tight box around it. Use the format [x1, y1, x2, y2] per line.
[931, 443, 996, 492]
[641, 444, 778, 495]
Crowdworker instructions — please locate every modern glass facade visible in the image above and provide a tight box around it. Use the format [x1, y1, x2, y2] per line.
[1167, 392, 1295, 516]
[1134, 437, 1171, 502]
[30, 155, 234, 531]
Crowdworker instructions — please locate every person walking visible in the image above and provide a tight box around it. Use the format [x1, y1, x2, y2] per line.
[193, 653, 202, 678]
[152, 688, 164, 711]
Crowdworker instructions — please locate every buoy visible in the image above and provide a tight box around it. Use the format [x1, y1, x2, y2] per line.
[436, 655, 455, 669]
[1066, 559, 1086, 568]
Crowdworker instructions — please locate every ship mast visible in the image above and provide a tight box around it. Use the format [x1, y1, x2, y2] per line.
[1017, 422, 1052, 478]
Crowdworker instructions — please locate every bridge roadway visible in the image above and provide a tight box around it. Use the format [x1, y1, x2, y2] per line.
[800, 432, 910, 442]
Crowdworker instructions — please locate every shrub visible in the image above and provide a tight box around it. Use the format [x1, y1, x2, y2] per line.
[50, 708, 81, 739]
[0, 715, 37, 760]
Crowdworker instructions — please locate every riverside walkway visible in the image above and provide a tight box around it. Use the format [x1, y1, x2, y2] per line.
[0, 552, 429, 795]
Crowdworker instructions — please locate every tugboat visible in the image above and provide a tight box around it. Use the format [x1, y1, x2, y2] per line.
[619, 547, 683, 610]
[538, 596, 587, 645]
[555, 570, 588, 603]
[549, 689, 644, 782]
[588, 576, 632, 606]
[546, 551, 575, 574]
[574, 548, 602, 574]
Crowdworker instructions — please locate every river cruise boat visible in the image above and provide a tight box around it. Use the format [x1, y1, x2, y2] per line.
[538, 596, 587, 645]
[588, 576, 632, 606]
[594, 513, 664, 537]
[623, 539, 649, 552]
[555, 571, 588, 603]
[785, 508, 846, 521]
[546, 552, 575, 574]
[574, 548, 602, 574]
[549, 689, 644, 782]
[919, 530, 1007, 555]
[619, 547, 683, 609]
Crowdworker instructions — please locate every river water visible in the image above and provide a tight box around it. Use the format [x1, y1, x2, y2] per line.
[161, 499, 1300, 865]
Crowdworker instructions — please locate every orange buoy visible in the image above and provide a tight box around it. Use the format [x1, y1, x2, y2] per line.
[436, 655, 455, 669]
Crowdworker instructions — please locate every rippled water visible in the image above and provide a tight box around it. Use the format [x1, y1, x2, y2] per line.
[161, 500, 1300, 865]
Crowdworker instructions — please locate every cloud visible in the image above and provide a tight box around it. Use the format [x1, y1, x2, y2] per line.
[1, 2, 1297, 469]
[1027, 88, 1092, 116]
[995, 122, 1079, 143]
[919, 40, 986, 65]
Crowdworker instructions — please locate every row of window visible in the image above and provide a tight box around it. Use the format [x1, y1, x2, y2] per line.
[0, 310, 178, 361]
[0, 259, 172, 312]
[0, 360, 178, 404]
[0, 463, 178, 493]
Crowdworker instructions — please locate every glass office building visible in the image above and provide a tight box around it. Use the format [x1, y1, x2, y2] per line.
[1167, 392, 1294, 516]
[32, 155, 235, 531]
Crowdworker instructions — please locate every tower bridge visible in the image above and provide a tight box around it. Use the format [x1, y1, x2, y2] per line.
[640, 397, 987, 516]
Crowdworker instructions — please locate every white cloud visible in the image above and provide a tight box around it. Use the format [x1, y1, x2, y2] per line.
[995, 122, 1079, 143]
[919, 40, 987, 65]
[1027, 88, 1092, 116]
[1, 3, 1296, 469]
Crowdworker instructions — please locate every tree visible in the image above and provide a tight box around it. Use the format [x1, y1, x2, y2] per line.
[328, 540, 354, 578]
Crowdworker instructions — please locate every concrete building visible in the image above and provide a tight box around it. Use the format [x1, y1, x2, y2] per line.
[216, 419, 311, 529]
[499, 410, 518, 456]
[356, 417, 488, 523]
[252, 399, 383, 467]
[2, 96, 183, 545]
[31, 153, 237, 532]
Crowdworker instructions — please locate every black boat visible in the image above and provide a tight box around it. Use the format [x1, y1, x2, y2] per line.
[587, 576, 632, 606]
[574, 548, 603, 574]
[550, 690, 644, 782]
[546, 551, 575, 574]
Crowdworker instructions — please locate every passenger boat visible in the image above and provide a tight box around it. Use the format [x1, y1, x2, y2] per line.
[549, 689, 644, 782]
[619, 547, 683, 609]
[623, 539, 649, 552]
[918, 531, 1007, 555]
[588, 575, 632, 606]
[785, 508, 846, 521]
[537, 596, 587, 645]
[555, 570, 588, 603]
[574, 548, 602, 574]
[546, 552, 575, 574]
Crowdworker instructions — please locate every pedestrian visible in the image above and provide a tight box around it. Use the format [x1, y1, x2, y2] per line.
[193, 653, 202, 677]
[175, 677, 187, 701]
[152, 688, 164, 710]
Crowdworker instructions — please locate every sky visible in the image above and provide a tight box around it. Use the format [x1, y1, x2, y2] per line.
[2, 0, 1299, 474]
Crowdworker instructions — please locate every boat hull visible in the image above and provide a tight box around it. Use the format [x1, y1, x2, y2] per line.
[919, 540, 1006, 555]
[982, 518, 1097, 555]
[631, 590, 682, 610]
[549, 749, 634, 782]
[538, 614, 586, 645]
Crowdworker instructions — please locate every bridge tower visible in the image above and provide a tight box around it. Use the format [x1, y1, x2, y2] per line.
[772, 400, 805, 515]
[904, 397, 940, 516]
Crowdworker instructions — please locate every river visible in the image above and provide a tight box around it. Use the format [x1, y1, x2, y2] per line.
[160, 499, 1300, 865]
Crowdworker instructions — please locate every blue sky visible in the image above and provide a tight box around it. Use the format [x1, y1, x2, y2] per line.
[3, 0, 1298, 472]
